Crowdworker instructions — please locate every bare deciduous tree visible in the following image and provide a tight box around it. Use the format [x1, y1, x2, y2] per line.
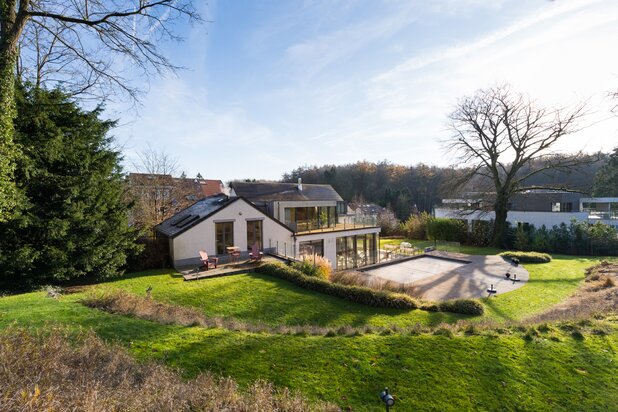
[128, 146, 197, 234]
[0, 0, 199, 220]
[446, 85, 588, 246]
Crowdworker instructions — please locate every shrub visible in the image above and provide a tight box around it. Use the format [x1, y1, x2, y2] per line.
[438, 299, 485, 316]
[401, 212, 432, 240]
[426, 218, 467, 243]
[126, 236, 170, 272]
[499, 251, 552, 263]
[514, 224, 533, 251]
[257, 262, 418, 309]
[292, 255, 332, 280]
[470, 220, 492, 246]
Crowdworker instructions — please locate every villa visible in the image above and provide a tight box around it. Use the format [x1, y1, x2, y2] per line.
[434, 191, 618, 229]
[156, 179, 381, 270]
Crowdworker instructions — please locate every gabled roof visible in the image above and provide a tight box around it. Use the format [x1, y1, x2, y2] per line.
[197, 179, 224, 197]
[155, 193, 292, 238]
[156, 194, 235, 238]
[230, 181, 343, 202]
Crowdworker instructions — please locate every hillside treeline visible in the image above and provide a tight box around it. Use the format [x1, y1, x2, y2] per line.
[282, 154, 608, 219]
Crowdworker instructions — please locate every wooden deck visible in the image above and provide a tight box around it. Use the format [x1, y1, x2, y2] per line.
[180, 255, 289, 281]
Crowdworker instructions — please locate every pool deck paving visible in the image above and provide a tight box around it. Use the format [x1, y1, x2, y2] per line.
[366, 251, 529, 301]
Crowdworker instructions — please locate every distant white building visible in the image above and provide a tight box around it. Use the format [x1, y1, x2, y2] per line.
[434, 191, 618, 229]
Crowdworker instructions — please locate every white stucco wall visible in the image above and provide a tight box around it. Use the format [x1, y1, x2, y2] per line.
[171, 199, 293, 265]
[294, 227, 381, 269]
[434, 208, 590, 228]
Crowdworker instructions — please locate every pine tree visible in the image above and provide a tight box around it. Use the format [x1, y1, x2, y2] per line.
[593, 148, 618, 196]
[0, 86, 140, 287]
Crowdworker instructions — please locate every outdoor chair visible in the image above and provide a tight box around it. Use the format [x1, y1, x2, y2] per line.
[199, 250, 218, 270]
[249, 243, 263, 262]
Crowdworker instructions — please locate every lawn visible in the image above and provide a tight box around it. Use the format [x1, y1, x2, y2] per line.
[1, 246, 616, 411]
[0, 291, 617, 411]
[94, 252, 600, 328]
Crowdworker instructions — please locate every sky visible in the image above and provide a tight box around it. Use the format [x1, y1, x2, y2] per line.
[112, 0, 618, 182]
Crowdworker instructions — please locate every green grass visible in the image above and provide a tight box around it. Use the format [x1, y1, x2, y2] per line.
[481, 255, 595, 321]
[100, 270, 464, 328]
[94, 251, 600, 327]
[1, 246, 616, 411]
[0, 291, 617, 411]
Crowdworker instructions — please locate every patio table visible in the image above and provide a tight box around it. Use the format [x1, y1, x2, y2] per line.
[226, 246, 241, 264]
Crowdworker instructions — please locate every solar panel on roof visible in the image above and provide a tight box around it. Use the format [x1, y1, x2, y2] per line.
[175, 214, 200, 228]
[171, 215, 193, 227]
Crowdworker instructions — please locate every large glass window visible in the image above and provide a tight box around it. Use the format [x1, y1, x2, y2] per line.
[299, 240, 324, 259]
[336, 233, 378, 270]
[215, 221, 234, 254]
[246, 220, 262, 250]
[284, 206, 337, 231]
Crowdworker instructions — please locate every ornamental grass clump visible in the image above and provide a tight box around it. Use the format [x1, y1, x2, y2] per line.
[292, 255, 332, 279]
[329, 270, 417, 297]
[0, 326, 339, 411]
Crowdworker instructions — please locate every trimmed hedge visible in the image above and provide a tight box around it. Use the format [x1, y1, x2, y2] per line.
[257, 263, 486, 316]
[499, 251, 552, 263]
[438, 299, 485, 316]
[426, 217, 467, 242]
[256, 262, 418, 309]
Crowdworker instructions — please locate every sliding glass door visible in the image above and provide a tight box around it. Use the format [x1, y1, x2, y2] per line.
[335, 233, 378, 270]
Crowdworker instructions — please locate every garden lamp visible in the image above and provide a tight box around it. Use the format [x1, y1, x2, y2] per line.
[379, 387, 395, 411]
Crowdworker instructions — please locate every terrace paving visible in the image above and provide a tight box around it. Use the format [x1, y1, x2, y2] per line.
[365, 251, 529, 301]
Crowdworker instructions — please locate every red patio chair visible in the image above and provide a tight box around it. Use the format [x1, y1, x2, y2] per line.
[199, 250, 218, 270]
[249, 243, 263, 262]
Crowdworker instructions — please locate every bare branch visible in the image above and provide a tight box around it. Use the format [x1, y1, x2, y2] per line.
[10, 0, 201, 102]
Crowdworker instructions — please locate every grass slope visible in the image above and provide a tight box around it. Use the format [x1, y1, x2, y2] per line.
[0, 292, 617, 411]
[95, 254, 599, 327]
[0, 247, 615, 411]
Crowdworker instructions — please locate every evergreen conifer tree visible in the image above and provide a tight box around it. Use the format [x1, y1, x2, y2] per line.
[0, 86, 140, 287]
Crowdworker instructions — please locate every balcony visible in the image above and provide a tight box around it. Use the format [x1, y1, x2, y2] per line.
[285, 215, 378, 234]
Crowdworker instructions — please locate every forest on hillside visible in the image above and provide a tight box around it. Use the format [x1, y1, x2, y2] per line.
[281, 153, 609, 219]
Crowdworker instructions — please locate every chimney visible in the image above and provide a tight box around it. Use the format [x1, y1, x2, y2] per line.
[297, 177, 302, 191]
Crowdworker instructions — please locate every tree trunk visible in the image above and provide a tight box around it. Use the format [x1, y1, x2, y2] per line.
[491, 193, 509, 247]
[0, 0, 22, 221]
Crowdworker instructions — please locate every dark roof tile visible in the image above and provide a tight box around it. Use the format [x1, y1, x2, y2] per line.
[231, 182, 343, 202]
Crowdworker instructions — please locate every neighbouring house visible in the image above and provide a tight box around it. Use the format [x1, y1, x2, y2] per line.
[156, 179, 381, 270]
[127, 173, 223, 232]
[349, 202, 398, 222]
[434, 190, 618, 229]
[196, 179, 225, 197]
[348, 202, 400, 233]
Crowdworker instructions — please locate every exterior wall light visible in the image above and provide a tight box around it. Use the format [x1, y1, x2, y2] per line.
[379, 387, 395, 411]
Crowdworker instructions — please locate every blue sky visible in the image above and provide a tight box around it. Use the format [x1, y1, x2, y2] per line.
[113, 0, 618, 182]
